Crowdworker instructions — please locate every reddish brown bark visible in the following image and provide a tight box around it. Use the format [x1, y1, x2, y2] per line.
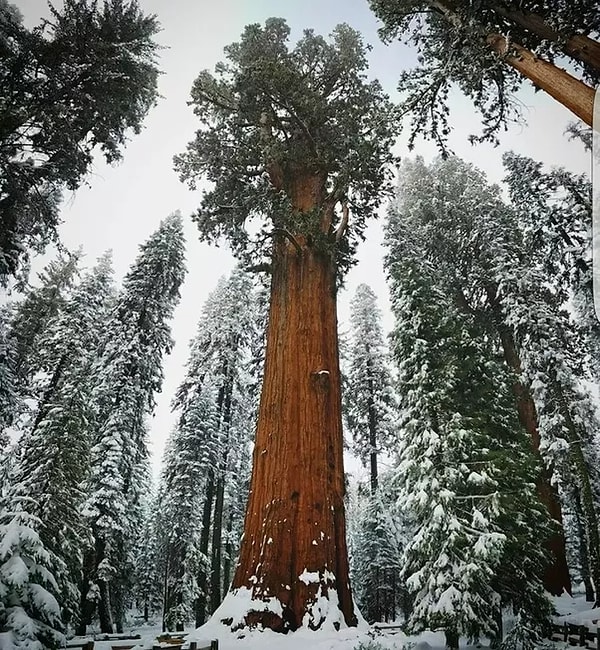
[491, 6, 600, 73]
[228, 173, 356, 631]
[497, 324, 572, 596]
[487, 35, 595, 126]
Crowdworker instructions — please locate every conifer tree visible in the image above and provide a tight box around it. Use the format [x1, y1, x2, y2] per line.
[0, 503, 64, 650]
[388, 155, 574, 597]
[369, 0, 599, 150]
[345, 283, 396, 493]
[385, 251, 553, 650]
[0, 0, 161, 284]
[162, 269, 258, 629]
[83, 214, 186, 633]
[176, 18, 399, 631]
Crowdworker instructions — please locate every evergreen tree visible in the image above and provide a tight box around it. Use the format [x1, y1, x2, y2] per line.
[83, 214, 186, 633]
[2, 252, 116, 632]
[351, 479, 404, 624]
[0, 0, 160, 283]
[175, 18, 399, 631]
[161, 269, 258, 629]
[0, 502, 64, 650]
[345, 283, 396, 492]
[369, 0, 599, 150]
[385, 254, 552, 650]
[388, 155, 574, 597]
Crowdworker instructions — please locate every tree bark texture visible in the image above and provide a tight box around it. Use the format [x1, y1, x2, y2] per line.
[487, 35, 595, 126]
[497, 323, 572, 596]
[491, 6, 600, 73]
[229, 173, 357, 631]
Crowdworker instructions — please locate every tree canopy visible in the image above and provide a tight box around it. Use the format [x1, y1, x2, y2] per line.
[0, 0, 160, 284]
[368, 0, 599, 150]
[175, 17, 399, 273]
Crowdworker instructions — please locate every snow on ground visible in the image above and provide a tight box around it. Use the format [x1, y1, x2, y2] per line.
[68, 592, 600, 650]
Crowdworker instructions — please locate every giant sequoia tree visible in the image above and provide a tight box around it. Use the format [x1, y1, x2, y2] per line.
[368, 0, 599, 149]
[175, 19, 398, 632]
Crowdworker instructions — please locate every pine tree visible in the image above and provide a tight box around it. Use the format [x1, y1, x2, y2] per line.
[388, 155, 573, 597]
[175, 18, 399, 631]
[351, 479, 404, 624]
[385, 254, 553, 650]
[2, 253, 116, 633]
[83, 214, 186, 633]
[0, 502, 64, 650]
[345, 283, 396, 493]
[161, 269, 258, 629]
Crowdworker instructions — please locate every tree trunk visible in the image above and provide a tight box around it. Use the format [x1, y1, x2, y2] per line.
[366, 358, 379, 494]
[210, 474, 225, 614]
[573, 486, 596, 603]
[222, 506, 234, 597]
[496, 322, 572, 596]
[98, 579, 114, 634]
[487, 35, 594, 126]
[445, 628, 459, 650]
[228, 174, 356, 632]
[490, 6, 600, 74]
[76, 550, 96, 636]
[195, 475, 215, 628]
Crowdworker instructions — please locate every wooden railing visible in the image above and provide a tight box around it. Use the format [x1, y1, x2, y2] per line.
[550, 623, 600, 650]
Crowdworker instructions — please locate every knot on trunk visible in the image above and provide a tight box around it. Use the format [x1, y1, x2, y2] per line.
[310, 369, 330, 389]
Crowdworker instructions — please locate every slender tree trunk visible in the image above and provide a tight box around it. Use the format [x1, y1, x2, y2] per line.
[445, 628, 459, 650]
[162, 554, 170, 633]
[366, 359, 378, 494]
[210, 474, 225, 613]
[229, 173, 356, 631]
[573, 486, 596, 603]
[98, 579, 114, 634]
[222, 506, 234, 597]
[195, 475, 215, 628]
[487, 35, 594, 126]
[76, 550, 96, 636]
[496, 322, 572, 596]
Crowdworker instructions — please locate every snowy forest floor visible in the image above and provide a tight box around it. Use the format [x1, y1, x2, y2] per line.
[72, 591, 600, 650]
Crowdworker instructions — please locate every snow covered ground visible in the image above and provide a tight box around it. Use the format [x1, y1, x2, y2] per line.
[71, 592, 600, 650]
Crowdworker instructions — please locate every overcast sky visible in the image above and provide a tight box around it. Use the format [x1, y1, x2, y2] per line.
[15, 0, 593, 478]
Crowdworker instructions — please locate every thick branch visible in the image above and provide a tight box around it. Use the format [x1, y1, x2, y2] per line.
[487, 35, 594, 126]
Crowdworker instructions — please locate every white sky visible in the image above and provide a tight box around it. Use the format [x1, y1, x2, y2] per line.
[14, 0, 593, 478]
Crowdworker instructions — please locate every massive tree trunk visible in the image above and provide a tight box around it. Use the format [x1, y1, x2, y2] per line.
[227, 172, 357, 632]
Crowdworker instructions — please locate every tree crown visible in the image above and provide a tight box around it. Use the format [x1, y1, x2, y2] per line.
[175, 18, 399, 273]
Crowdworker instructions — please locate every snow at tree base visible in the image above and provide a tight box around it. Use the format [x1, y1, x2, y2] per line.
[1, 0, 599, 648]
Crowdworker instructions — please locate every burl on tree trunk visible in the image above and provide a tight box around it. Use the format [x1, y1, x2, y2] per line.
[222, 173, 357, 631]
